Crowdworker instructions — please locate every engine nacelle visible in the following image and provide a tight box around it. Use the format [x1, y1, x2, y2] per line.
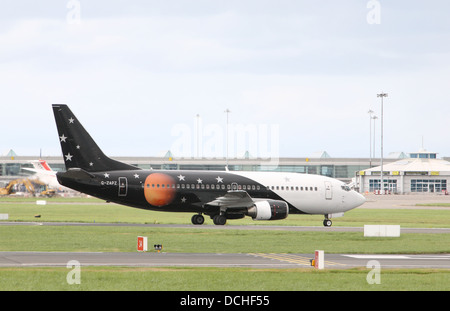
[247, 200, 289, 220]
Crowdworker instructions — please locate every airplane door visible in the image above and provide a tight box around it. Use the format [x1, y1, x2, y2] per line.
[324, 181, 332, 200]
[118, 177, 128, 196]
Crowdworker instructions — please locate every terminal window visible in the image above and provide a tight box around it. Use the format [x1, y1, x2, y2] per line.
[411, 179, 447, 192]
[369, 179, 397, 192]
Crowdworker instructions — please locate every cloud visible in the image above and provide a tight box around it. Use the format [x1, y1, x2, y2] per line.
[1, 1, 450, 157]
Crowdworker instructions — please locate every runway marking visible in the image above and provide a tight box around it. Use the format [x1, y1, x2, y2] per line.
[344, 255, 409, 259]
[249, 253, 346, 267]
[344, 254, 450, 260]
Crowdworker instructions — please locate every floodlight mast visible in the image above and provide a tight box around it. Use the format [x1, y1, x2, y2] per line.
[224, 108, 231, 170]
[368, 109, 374, 167]
[377, 92, 388, 193]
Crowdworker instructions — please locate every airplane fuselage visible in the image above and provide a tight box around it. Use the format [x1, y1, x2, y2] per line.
[52, 104, 366, 226]
[57, 169, 364, 217]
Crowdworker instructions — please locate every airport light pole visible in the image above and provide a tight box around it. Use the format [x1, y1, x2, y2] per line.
[196, 114, 200, 159]
[377, 92, 388, 193]
[224, 108, 231, 170]
[372, 115, 378, 161]
[368, 109, 374, 167]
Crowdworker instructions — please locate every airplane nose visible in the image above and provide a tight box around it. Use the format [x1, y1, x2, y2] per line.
[353, 192, 366, 207]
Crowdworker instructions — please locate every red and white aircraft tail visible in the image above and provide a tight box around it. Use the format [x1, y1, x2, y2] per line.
[23, 160, 68, 191]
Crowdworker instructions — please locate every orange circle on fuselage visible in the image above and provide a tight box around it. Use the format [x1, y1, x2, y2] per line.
[144, 173, 176, 207]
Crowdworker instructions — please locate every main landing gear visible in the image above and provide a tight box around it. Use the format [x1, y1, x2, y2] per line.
[212, 214, 227, 226]
[191, 214, 204, 225]
[191, 213, 227, 225]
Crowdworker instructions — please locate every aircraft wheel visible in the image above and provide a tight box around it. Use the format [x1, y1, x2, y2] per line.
[191, 214, 205, 225]
[323, 219, 332, 227]
[213, 214, 227, 226]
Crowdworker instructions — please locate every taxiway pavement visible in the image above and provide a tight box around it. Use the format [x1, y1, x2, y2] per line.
[1, 251, 449, 269]
[1, 221, 449, 234]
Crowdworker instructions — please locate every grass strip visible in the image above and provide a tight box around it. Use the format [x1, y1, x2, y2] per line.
[0, 266, 448, 291]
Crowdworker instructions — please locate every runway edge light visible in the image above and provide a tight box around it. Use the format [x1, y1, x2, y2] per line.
[137, 236, 148, 252]
[154, 244, 163, 252]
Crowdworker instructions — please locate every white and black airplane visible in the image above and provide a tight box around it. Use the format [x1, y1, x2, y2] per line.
[52, 104, 366, 226]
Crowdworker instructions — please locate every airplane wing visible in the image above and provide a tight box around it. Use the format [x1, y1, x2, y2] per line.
[205, 190, 255, 209]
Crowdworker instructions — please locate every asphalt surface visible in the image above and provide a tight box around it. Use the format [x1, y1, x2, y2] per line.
[1, 251, 449, 269]
[1, 221, 450, 234]
[1, 194, 449, 269]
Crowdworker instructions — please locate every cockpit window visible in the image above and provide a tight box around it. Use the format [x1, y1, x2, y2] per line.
[341, 184, 351, 192]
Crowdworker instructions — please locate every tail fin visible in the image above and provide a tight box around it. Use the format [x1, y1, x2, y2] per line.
[52, 104, 140, 172]
[31, 160, 53, 172]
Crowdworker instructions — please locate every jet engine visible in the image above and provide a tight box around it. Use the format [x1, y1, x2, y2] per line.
[246, 200, 289, 220]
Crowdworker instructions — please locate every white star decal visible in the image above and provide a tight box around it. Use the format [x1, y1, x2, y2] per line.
[181, 197, 187, 203]
[65, 153, 73, 161]
[76, 145, 80, 149]
[89, 162, 94, 166]
[59, 134, 67, 142]
[197, 178, 202, 184]
[177, 174, 185, 181]
[134, 174, 140, 179]
[216, 176, 223, 183]
[69, 117, 75, 124]
[104, 173, 110, 178]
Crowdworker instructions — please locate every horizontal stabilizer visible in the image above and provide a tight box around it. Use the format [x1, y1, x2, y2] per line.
[57, 168, 95, 180]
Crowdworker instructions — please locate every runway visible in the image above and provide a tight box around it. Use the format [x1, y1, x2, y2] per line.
[1, 221, 449, 234]
[1, 251, 449, 269]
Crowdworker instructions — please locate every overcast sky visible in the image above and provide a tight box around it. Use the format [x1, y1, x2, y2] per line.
[1, 1, 449, 160]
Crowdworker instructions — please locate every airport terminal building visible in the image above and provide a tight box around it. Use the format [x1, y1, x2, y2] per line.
[2, 149, 450, 195]
[357, 150, 450, 194]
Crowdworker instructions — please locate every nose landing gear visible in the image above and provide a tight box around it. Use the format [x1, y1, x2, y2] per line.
[323, 218, 332, 227]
